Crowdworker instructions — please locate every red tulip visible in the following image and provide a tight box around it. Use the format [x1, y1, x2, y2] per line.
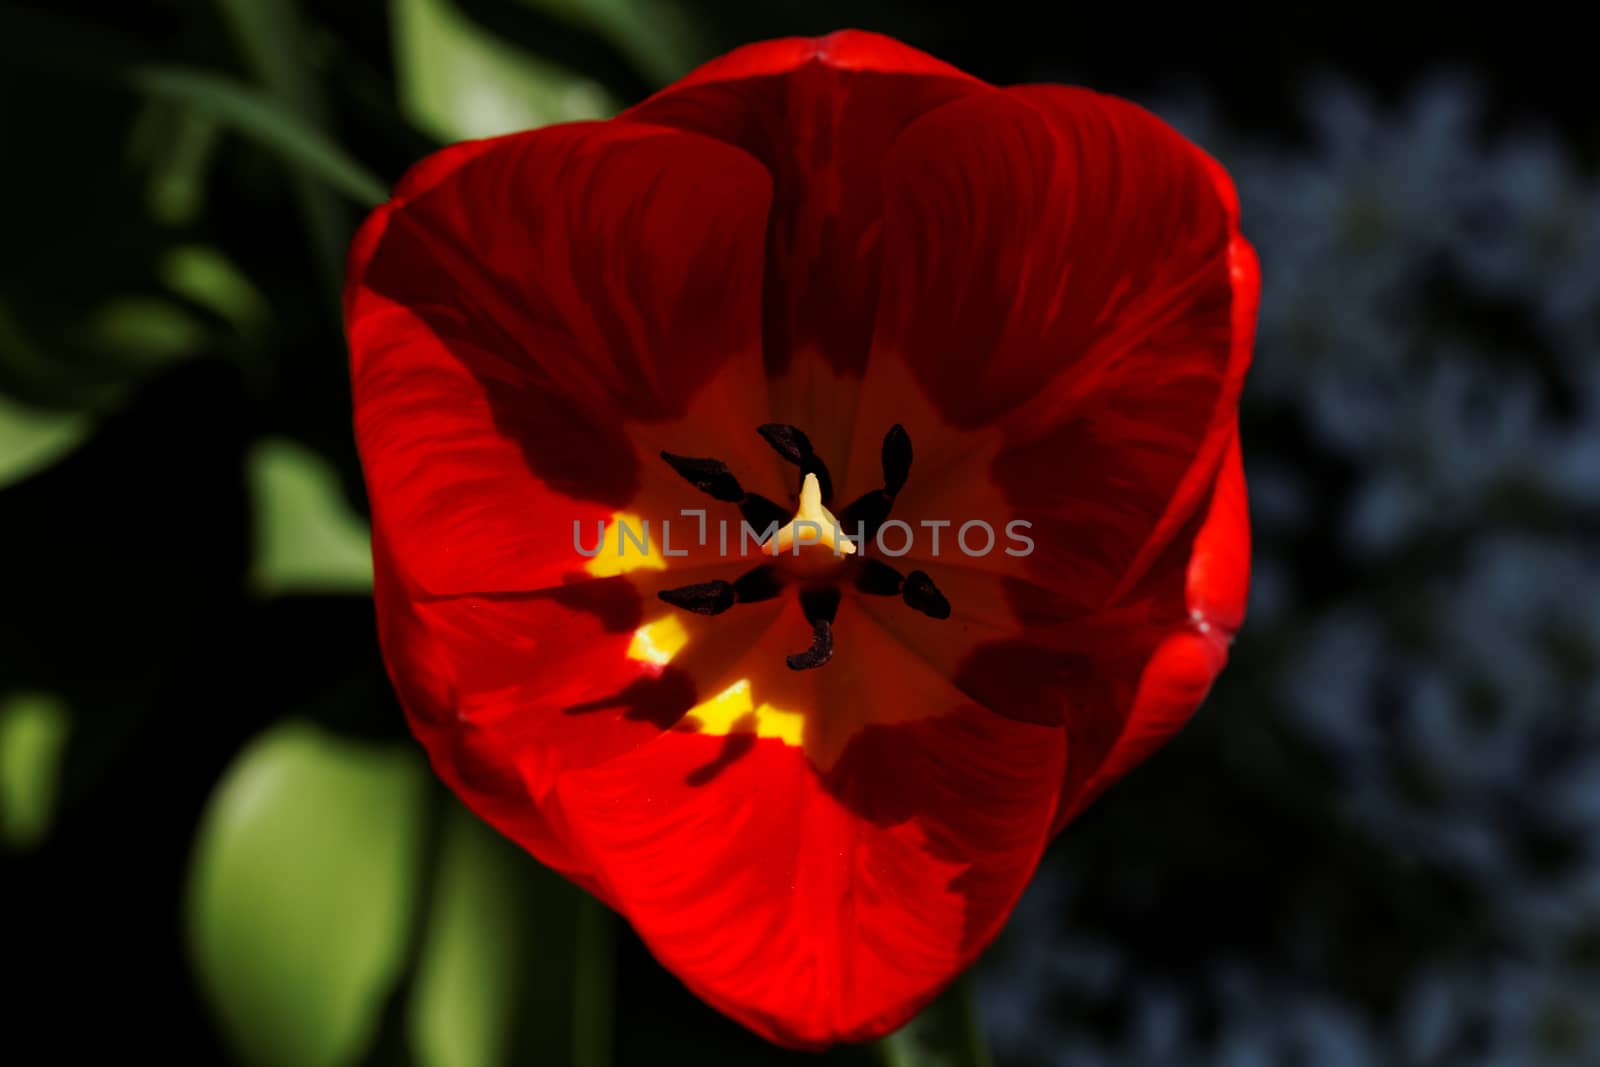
[345, 29, 1257, 1048]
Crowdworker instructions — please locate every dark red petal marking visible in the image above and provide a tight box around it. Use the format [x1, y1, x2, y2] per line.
[624, 30, 987, 475]
[870, 87, 1241, 607]
[347, 121, 772, 597]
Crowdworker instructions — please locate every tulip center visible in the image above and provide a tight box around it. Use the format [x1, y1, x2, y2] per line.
[655, 423, 950, 671]
[765, 472, 856, 560]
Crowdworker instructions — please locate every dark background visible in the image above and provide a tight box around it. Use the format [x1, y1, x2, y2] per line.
[3, 2, 1597, 1065]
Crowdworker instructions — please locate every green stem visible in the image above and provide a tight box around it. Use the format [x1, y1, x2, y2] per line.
[571, 892, 616, 1067]
[875, 973, 993, 1067]
[212, 0, 353, 302]
[127, 67, 387, 209]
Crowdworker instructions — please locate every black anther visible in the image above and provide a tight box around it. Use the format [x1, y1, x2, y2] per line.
[731, 565, 783, 604]
[785, 619, 833, 671]
[882, 424, 912, 497]
[658, 580, 737, 616]
[660, 452, 744, 503]
[853, 558, 907, 597]
[758, 423, 834, 503]
[738, 494, 789, 537]
[901, 569, 951, 620]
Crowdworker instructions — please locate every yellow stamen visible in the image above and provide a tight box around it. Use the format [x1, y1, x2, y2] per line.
[765, 473, 856, 557]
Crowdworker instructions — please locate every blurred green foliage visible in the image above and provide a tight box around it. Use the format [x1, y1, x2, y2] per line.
[248, 438, 374, 596]
[394, 0, 617, 140]
[187, 721, 430, 1067]
[0, 395, 90, 490]
[0, 1, 893, 1063]
[408, 806, 536, 1067]
[0, 692, 72, 848]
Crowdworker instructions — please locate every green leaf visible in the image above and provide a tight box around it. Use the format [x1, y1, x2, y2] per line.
[875, 975, 994, 1067]
[0, 296, 206, 432]
[0, 692, 72, 850]
[161, 245, 271, 334]
[407, 805, 531, 1067]
[187, 722, 428, 1067]
[127, 66, 387, 207]
[130, 102, 222, 226]
[392, 0, 619, 141]
[407, 798, 619, 1067]
[248, 438, 374, 597]
[517, 0, 707, 85]
[214, 0, 326, 119]
[0, 393, 90, 490]
[84, 296, 210, 366]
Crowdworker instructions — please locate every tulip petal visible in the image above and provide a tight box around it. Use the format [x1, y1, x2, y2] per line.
[375, 539, 697, 886]
[1054, 427, 1251, 826]
[347, 121, 772, 598]
[625, 31, 985, 464]
[866, 87, 1252, 608]
[348, 32, 1259, 1052]
[556, 702, 1064, 1048]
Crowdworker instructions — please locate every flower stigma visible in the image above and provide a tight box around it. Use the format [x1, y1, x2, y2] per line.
[765, 473, 857, 558]
[654, 423, 949, 670]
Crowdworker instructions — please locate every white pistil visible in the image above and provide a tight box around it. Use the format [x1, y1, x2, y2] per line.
[765, 473, 856, 557]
